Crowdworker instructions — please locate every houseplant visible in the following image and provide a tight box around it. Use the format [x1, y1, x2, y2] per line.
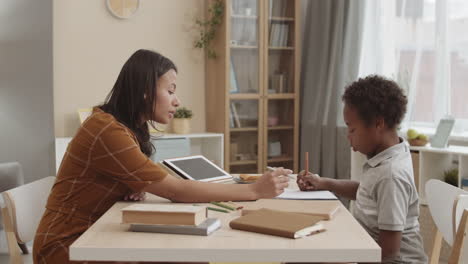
[172, 107, 193, 134]
[444, 168, 459, 187]
[193, 0, 223, 59]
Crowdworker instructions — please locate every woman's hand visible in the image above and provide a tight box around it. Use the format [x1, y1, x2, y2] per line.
[123, 192, 146, 201]
[251, 167, 292, 198]
[297, 170, 325, 191]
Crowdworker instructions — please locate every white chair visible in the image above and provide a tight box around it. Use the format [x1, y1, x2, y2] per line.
[1, 176, 55, 264]
[0, 162, 25, 229]
[425, 179, 468, 264]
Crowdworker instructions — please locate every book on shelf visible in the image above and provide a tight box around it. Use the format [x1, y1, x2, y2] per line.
[229, 208, 325, 239]
[229, 59, 239, 93]
[269, 23, 289, 47]
[241, 199, 340, 220]
[231, 102, 241, 128]
[269, 0, 288, 18]
[121, 204, 207, 226]
[129, 218, 221, 236]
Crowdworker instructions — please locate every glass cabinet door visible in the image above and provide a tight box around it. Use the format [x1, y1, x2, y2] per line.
[228, 0, 262, 173]
[229, 0, 260, 94]
[265, 0, 297, 171]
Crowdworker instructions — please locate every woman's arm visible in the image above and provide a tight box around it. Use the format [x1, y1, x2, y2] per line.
[143, 168, 291, 202]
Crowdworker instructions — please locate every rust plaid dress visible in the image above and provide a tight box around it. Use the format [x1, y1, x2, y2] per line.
[33, 108, 167, 264]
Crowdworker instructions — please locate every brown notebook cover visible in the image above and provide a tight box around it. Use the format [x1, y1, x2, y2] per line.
[229, 208, 325, 239]
[242, 199, 340, 220]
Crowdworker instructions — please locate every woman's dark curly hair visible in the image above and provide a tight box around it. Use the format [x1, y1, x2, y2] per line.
[342, 75, 407, 129]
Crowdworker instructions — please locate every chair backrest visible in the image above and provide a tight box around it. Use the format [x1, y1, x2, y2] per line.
[0, 162, 25, 192]
[453, 197, 468, 262]
[0, 162, 25, 231]
[425, 179, 467, 246]
[2, 176, 55, 243]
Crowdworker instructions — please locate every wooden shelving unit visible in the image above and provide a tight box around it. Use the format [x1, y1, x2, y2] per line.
[206, 0, 300, 173]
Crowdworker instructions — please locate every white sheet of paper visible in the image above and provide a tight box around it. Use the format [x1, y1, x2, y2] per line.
[276, 188, 338, 200]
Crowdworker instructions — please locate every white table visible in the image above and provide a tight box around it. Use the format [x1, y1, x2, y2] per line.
[69, 178, 380, 263]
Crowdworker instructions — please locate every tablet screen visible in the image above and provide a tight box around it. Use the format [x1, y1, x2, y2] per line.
[163, 156, 231, 181]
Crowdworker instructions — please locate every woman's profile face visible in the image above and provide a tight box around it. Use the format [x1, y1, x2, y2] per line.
[153, 69, 180, 124]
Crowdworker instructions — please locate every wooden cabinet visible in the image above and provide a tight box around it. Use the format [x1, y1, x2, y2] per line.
[206, 0, 300, 173]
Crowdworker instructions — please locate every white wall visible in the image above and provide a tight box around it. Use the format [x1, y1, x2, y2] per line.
[0, 0, 54, 182]
[54, 0, 206, 137]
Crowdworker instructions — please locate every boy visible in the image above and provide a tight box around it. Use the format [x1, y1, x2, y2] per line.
[298, 75, 427, 263]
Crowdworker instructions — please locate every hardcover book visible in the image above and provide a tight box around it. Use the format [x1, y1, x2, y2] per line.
[230, 208, 325, 239]
[121, 204, 207, 226]
[129, 218, 221, 236]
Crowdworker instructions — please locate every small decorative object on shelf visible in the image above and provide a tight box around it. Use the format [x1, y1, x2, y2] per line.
[443, 168, 458, 187]
[462, 178, 468, 191]
[172, 107, 193, 134]
[407, 128, 428, 146]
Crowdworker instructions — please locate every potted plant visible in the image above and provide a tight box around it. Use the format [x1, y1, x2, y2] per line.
[172, 107, 193, 134]
[444, 168, 459, 187]
[193, 0, 223, 59]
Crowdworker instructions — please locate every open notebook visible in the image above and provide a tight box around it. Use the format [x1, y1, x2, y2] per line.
[242, 199, 340, 220]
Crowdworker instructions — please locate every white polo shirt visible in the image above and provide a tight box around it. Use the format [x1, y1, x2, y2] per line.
[353, 139, 427, 264]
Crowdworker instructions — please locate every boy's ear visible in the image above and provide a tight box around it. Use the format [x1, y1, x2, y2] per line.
[375, 117, 385, 130]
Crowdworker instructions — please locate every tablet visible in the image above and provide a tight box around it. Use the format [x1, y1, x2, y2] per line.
[431, 117, 455, 148]
[162, 155, 232, 182]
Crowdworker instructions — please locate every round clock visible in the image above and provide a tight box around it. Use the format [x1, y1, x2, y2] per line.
[106, 0, 140, 19]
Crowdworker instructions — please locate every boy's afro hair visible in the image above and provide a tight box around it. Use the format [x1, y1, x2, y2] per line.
[342, 75, 407, 129]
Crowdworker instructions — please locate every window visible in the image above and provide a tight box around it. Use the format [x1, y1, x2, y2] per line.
[359, 0, 468, 131]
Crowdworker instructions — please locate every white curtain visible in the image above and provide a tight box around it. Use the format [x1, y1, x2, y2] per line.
[300, 0, 365, 184]
[359, 0, 468, 131]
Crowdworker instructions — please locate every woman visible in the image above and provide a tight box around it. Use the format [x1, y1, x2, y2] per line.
[33, 49, 290, 264]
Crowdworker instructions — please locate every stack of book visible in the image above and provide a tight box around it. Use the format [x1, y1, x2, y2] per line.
[122, 204, 221, 236]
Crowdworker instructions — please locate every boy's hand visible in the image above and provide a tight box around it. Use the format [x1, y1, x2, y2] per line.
[297, 170, 325, 191]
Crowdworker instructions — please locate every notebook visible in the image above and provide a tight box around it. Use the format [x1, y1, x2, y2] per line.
[276, 189, 338, 200]
[242, 199, 340, 220]
[229, 208, 325, 239]
[129, 218, 221, 236]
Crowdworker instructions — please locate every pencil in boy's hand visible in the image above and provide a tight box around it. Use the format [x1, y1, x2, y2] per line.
[207, 206, 230, 213]
[210, 201, 235, 211]
[305, 152, 309, 174]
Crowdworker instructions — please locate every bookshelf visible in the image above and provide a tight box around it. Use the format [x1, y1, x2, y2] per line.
[206, 0, 300, 173]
